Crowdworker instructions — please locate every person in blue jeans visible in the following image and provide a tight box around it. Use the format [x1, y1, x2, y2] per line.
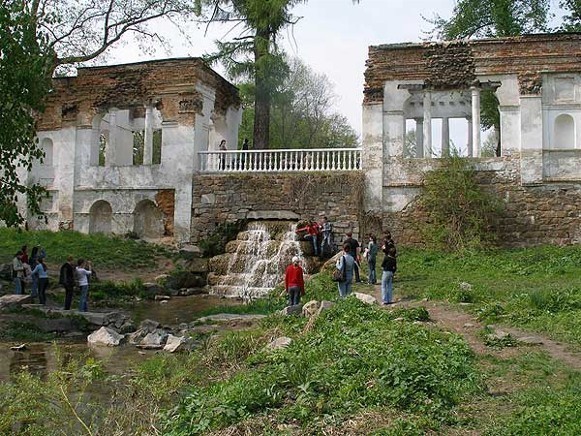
[366, 235, 379, 284]
[12, 251, 25, 294]
[336, 243, 355, 298]
[75, 259, 93, 312]
[381, 247, 397, 305]
[31, 257, 49, 305]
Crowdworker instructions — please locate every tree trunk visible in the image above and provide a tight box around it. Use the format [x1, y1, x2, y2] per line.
[253, 30, 271, 150]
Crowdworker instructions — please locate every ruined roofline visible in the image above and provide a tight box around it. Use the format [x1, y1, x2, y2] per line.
[369, 31, 581, 51]
[54, 57, 239, 95]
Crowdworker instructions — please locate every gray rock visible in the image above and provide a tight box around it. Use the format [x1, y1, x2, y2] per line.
[138, 319, 160, 332]
[119, 322, 136, 334]
[280, 304, 303, 316]
[163, 334, 195, 353]
[138, 331, 168, 349]
[353, 292, 377, 305]
[517, 336, 544, 345]
[154, 295, 171, 301]
[193, 313, 266, 325]
[0, 294, 32, 309]
[87, 327, 124, 346]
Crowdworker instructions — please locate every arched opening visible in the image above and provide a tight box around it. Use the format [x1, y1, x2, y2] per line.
[554, 114, 575, 149]
[40, 138, 53, 166]
[89, 200, 112, 234]
[133, 200, 164, 239]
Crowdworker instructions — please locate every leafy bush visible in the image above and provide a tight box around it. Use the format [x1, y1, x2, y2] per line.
[419, 154, 502, 251]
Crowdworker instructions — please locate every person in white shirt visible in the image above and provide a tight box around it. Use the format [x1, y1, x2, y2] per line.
[75, 259, 93, 312]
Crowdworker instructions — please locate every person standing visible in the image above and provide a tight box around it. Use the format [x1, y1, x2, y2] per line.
[336, 243, 356, 298]
[367, 235, 379, 285]
[343, 231, 362, 283]
[319, 216, 333, 258]
[75, 259, 93, 312]
[219, 139, 227, 170]
[382, 231, 397, 256]
[31, 257, 49, 305]
[59, 256, 76, 310]
[284, 256, 305, 306]
[12, 251, 25, 294]
[381, 247, 397, 305]
[296, 220, 321, 257]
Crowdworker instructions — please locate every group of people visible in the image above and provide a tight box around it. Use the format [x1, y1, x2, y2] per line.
[336, 230, 397, 304]
[295, 216, 333, 258]
[11, 246, 94, 312]
[11, 245, 48, 303]
[284, 224, 398, 307]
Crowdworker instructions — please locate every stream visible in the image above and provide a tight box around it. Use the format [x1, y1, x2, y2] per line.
[0, 294, 242, 382]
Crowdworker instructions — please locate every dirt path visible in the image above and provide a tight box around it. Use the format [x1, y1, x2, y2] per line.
[372, 286, 581, 370]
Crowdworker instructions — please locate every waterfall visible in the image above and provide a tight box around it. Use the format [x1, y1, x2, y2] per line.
[207, 221, 306, 299]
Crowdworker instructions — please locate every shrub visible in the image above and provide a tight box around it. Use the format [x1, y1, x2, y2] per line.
[419, 154, 502, 251]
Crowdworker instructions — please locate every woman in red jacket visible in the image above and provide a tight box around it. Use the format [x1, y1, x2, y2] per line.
[285, 256, 305, 306]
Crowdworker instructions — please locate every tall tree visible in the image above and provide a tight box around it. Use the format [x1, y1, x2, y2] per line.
[429, 0, 552, 39]
[0, 1, 53, 226]
[203, 0, 360, 149]
[238, 57, 358, 149]
[203, 0, 305, 149]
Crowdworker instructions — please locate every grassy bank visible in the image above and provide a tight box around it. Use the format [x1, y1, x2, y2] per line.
[396, 246, 581, 347]
[0, 228, 173, 270]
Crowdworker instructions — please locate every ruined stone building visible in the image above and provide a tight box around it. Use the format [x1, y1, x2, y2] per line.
[362, 33, 581, 246]
[28, 58, 241, 242]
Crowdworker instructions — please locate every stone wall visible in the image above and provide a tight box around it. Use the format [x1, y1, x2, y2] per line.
[191, 172, 365, 244]
[381, 156, 581, 247]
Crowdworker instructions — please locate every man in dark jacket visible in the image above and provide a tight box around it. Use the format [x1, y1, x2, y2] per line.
[343, 231, 362, 283]
[59, 256, 75, 310]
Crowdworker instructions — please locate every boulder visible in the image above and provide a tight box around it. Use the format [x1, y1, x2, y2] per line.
[0, 263, 12, 281]
[119, 322, 136, 334]
[266, 336, 292, 350]
[353, 292, 377, 305]
[163, 334, 195, 353]
[279, 304, 302, 316]
[317, 300, 335, 315]
[87, 327, 124, 346]
[0, 294, 32, 309]
[154, 295, 171, 301]
[138, 319, 160, 332]
[137, 331, 168, 349]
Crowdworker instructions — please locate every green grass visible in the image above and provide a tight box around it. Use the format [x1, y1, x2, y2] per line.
[393, 246, 581, 347]
[0, 228, 174, 270]
[164, 298, 481, 435]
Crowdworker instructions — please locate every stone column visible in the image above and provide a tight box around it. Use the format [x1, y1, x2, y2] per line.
[105, 108, 118, 166]
[467, 118, 473, 157]
[423, 91, 432, 158]
[471, 87, 481, 157]
[441, 117, 450, 156]
[143, 105, 154, 165]
[415, 119, 424, 158]
[362, 103, 384, 212]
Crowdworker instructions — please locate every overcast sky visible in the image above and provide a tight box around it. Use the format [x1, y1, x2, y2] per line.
[109, 0, 457, 138]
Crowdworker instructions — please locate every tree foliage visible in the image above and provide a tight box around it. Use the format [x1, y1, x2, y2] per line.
[419, 154, 502, 251]
[203, 0, 306, 149]
[0, 1, 53, 226]
[238, 57, 358, 149]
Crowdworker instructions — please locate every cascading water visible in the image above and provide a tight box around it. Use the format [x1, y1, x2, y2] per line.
[207, 221, 308, 299]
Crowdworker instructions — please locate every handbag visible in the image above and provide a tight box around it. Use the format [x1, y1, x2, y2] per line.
[332, 255, 346, 282]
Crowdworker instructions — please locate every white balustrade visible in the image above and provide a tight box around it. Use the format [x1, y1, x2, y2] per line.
[198, 148, 362, 172]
